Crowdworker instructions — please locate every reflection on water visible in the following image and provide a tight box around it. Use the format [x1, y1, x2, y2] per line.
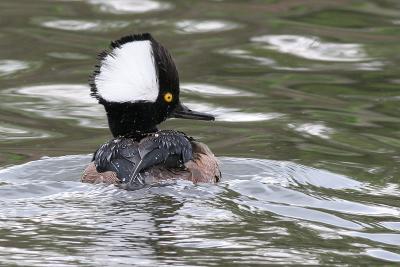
[15, 84, 94, 104]
[8, 83, 274, 124]
[41, 19, 129, 32]
[251, 35, 368, 62]
[0, 124, 50, 141]
[221, 34, 384, 71]
[218, 48, 310, 71]
[175, 20, 240, 33]
[1, 0, 400, 265]
[47, 52, 89, 60]
[8, 84, 106, 128]
[182, 83, 255, 96]
[288, 122, 333, 139]
[366, 248, 400, 263]
[0, 60, 30, 77]
[186, 102, 283, 122]
[0, 155, 399, 265]
[87, 0, 170, 14]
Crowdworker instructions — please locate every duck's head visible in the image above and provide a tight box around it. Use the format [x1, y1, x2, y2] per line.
[90, 33, 214, 138]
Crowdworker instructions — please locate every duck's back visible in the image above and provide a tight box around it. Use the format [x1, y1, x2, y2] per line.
[82, 130, 220, 186]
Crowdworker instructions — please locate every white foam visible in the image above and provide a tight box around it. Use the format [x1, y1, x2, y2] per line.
[95, 40, 159, 103]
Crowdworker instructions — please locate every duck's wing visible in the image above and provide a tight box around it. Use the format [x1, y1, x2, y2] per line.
[129, 131, 192, 183]
[92, 131, 193, 188]
[93, 138, 140, 183]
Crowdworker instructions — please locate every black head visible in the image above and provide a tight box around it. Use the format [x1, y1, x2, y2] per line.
[89, 33, 214, 138]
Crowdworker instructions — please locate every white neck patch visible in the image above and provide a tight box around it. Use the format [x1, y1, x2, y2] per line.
[95, 40, 159, 103]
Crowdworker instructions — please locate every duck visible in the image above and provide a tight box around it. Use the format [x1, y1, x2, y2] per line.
[81, 33, 221, 190]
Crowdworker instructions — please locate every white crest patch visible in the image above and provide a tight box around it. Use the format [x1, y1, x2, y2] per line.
[95, 40, 159, 103]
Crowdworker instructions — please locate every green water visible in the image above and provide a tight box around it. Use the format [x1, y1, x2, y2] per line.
[0, 0, 400, 266]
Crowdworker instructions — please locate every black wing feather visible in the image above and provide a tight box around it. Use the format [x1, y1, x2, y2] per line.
[94, 138, 140, 182]
[93, 131, 193, 187]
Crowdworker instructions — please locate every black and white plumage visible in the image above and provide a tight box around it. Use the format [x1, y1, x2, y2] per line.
[82, 33, 220, 189]
[89, 33, 181, 136]
[93, 130, 193, 186]
[90, 33, 178, 104]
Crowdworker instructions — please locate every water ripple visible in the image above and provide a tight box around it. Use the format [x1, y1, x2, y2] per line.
[289, 122, 334, 139]
[251, 35, 369, 62]
[7, 84, 105, 128]
[366, 249, 400, 262]
[2, 0, 400, 265]
[0, 155, 399, 264]
[181, 83, 255, 96]
[0, 124, 50, 141]
[41, 19, 129, 31]
[186, 102, 282, 122]
[47, 52, 89, 60]
[219, 48, 310, 71]
[176, 20, 240, 33]
[0, 60, 30, 77]
[87, 0, 171, 14]
[6, 84, 274, 125]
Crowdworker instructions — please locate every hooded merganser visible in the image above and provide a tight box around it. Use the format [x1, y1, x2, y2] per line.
[81, 33, 221, 189]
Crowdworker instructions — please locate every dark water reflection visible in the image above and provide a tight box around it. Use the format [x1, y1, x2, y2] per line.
[0, 0, 400, 265]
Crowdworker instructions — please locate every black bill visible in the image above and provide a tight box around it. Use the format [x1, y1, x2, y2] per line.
[171, 102, 215, 121]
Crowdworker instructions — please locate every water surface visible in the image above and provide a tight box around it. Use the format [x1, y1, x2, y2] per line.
[0, 0, 399, 265]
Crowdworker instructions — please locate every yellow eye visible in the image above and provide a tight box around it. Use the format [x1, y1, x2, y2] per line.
[164, 92, 173, 103]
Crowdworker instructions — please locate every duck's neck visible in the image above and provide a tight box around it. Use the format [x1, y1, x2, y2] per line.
[103, 102, 161, 140]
